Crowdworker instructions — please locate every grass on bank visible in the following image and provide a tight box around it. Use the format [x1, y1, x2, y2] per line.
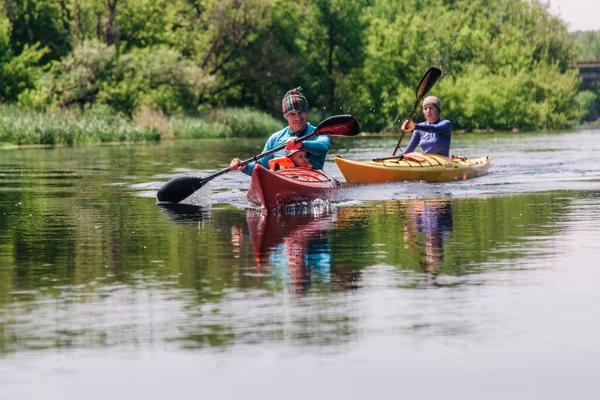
[0, 105, 285, 146]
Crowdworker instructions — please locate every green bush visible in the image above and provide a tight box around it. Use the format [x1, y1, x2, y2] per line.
[205, 107, 283, 138]
[96, 45, 206, 116]
[575, 90, 598, 122]
[223, 108, 283, 138]
[171, 118, 229, 139]
[0, 15, 48, 102]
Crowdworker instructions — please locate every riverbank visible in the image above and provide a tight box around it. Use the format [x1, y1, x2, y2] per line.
[2, 104, 594, 148]
[0, 105, 284, 146]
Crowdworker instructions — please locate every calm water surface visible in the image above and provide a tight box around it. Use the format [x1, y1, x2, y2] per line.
[1, 129, 600, 399]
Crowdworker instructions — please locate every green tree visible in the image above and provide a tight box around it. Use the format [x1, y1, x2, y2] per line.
[0, 12, 48, 102]
[97, 45, 207, 116]
[575, 90, 598, 122]
[20, 39, 115, 109]
[295, 0, 368, 113]
[2, 0, 70, 61]
[3, 0, 587, 132]
[343, 0, 579, 131]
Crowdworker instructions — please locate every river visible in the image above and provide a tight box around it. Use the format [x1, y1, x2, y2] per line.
[1, 128, 599, 399]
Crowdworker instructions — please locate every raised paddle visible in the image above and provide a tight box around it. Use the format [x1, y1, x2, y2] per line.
[156, 114, 360, 204]
[391, 67, 443, 156]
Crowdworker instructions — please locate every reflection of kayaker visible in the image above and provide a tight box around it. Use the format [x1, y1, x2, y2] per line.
[403, 199, 453, 274]
[244, 209, 338, 294]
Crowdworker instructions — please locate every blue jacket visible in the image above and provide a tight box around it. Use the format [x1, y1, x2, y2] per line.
[403, 119, 452, 157]
[242, 123, 331, 176]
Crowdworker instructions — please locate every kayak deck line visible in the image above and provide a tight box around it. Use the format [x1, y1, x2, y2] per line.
[275, 168, 336, 183]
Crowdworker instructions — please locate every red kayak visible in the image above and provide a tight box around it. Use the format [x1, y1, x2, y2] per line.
[247, 164, 340, 210]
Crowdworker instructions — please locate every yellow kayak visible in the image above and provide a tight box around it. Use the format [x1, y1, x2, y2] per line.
[334, 152, 491, 183]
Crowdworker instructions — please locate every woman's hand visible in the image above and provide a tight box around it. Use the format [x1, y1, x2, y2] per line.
[401, 120, 415, 132]
[229, 158, 246, 170]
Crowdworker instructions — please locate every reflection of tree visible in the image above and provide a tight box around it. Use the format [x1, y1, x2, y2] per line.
[403, 199, 453, 274]
[0, 189, 579, 353]
[335, 194, 572, 279]
[335, 200, 453, 277]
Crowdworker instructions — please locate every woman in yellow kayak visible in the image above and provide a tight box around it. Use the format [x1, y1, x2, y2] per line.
[401, 96, 452, 157]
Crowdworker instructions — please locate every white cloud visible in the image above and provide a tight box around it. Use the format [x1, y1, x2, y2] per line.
[548, 0, 600, 32]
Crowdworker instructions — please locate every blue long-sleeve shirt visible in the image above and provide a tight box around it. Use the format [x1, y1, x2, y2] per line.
[403, 119, 452, 157]
[242, 123, 331, 176]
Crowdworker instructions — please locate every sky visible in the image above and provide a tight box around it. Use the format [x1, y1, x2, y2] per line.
[548, 0, 600, 32]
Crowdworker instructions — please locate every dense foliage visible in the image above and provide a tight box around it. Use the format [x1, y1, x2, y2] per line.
[572, 30, 600, 61]
[571, 30, 600, 122]
[0, 0, 593, 136]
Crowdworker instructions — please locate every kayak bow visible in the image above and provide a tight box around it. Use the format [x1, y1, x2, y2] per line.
[247, 164, 340, 209]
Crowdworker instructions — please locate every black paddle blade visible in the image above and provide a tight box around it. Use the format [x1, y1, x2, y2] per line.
[416, 67, 443, 99]
[315, 114, 360, 137]
[156, 175, 208, 204]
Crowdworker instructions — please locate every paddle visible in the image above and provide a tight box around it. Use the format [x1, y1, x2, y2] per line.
[156, 114, 360, 203]
[391, 67, 443, 156]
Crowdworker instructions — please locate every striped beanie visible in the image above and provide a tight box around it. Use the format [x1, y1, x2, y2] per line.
[282, 87, 309, 117]
[423, 96, 441, 112]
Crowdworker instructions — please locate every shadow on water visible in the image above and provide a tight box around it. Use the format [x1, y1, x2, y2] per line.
[157, 203, 212, 223]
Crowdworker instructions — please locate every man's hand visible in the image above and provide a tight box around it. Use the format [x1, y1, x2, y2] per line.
[229, 158, 246, 171]
[285, 137, 302, 150]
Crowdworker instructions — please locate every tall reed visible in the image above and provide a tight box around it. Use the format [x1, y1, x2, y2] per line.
[0, 105, 285, 146]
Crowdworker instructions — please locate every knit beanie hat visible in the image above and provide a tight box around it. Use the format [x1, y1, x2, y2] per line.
[282, 87, 309, 117]
[423, 96, 441, 112]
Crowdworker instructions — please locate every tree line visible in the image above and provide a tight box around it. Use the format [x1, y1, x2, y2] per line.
[571, 30, 600, 122]
[0, 0, 596, 134]
[572, 30, 600, 61]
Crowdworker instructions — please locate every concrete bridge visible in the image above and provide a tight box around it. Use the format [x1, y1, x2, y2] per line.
[576, 60, 600, 90]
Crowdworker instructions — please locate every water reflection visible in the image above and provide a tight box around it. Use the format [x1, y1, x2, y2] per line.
[238, 207, 358, 294]
[158, 203, 212, 223]
[335, 199, 455, 284]
[1, 136, 600, 400]
[0, 186, 590, 355]
[403, 199, 453, 274]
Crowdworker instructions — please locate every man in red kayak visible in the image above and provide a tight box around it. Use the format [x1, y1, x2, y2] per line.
[229, 87, 330, 173]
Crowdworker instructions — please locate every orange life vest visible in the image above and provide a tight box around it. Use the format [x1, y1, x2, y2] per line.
[268, 156, 296, 171]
